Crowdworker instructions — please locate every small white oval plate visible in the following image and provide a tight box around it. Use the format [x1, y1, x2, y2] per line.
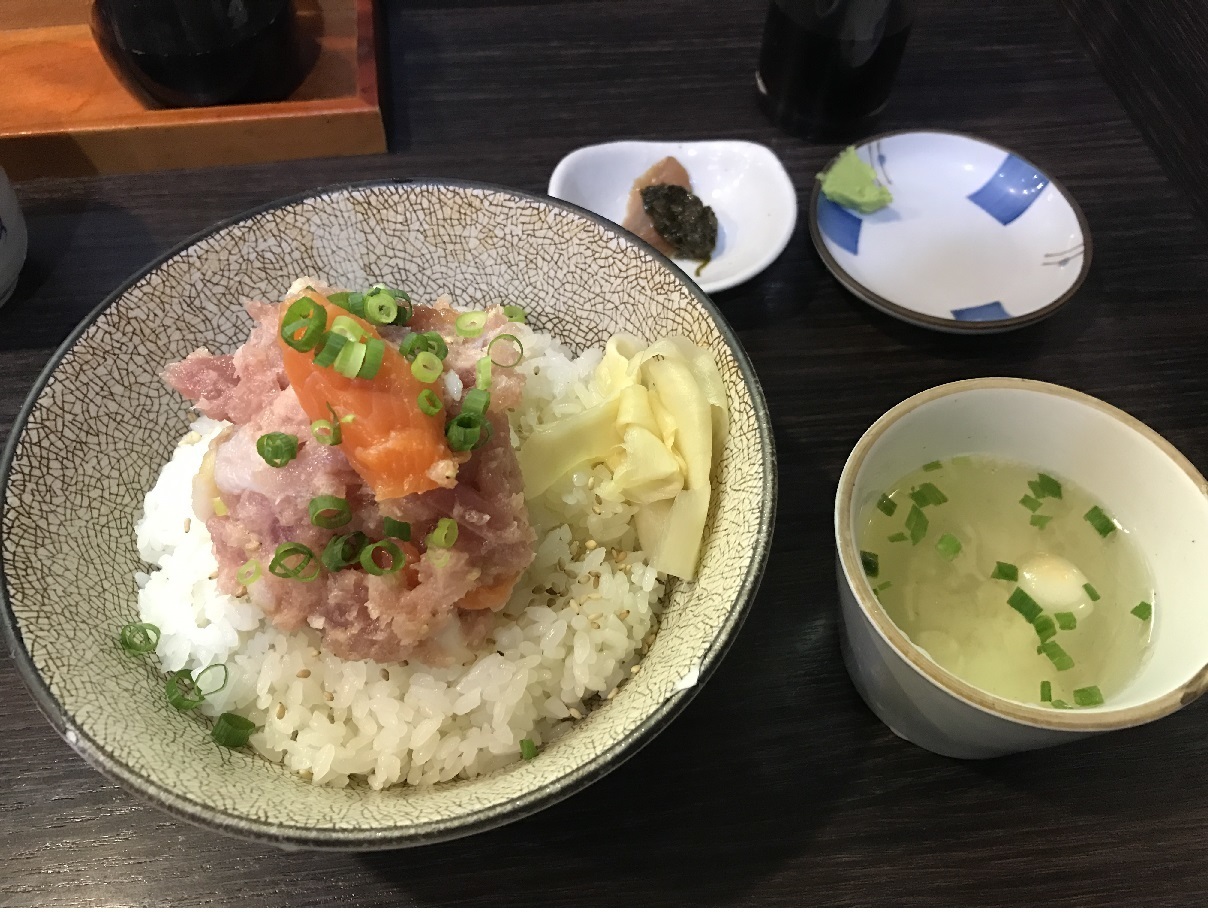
[808, 130, 1091, 333]
[549, 140, 797, 294]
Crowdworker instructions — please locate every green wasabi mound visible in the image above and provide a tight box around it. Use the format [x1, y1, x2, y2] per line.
[818, 146, 893, 214]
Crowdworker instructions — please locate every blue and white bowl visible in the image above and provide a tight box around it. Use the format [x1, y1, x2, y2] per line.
[809, 131, 1091, 333]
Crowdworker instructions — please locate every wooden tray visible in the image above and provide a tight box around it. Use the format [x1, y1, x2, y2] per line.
[0, 0, 386, 180]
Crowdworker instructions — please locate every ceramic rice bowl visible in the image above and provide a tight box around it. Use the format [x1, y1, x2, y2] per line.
[0, 180, 775, 848]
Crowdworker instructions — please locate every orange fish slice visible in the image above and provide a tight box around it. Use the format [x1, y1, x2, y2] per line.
[277, 292, 455, 500]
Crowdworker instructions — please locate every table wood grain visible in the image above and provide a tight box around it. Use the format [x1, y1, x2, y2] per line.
[4, 0, 1208, 905]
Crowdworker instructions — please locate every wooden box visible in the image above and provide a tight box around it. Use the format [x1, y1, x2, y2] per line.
[0, 0, 386, 180]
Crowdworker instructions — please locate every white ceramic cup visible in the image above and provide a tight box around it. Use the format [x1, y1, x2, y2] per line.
[0, 167, 28, 307]
[835, 378, 1208, 759]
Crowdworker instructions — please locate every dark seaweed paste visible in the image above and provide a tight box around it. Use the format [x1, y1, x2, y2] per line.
[640, 185, 718, 267]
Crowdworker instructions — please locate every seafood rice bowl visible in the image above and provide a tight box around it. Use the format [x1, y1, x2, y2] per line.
[1, 180, 774, 846]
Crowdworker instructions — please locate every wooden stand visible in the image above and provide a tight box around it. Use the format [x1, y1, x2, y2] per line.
[0, 0, 386, 180]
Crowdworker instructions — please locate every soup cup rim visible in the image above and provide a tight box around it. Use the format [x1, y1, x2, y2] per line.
[835, 376, 1208, 732]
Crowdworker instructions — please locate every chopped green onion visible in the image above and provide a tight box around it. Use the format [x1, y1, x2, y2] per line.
[1033, 614, 1057, 643]
[119, 622, 160, 656]
[1040, 641, 1075, 671]
[311, 404, 343, 446]
[428, 518, 459, 549]
[280, 297, 327, 352]
[383, 517, 411, 541]
[312, 331, 349, 368]
[1073, 685, 1104, 707]
[321, 531, 369, 572]
[333, 339, 367, 378]
[502, 304, 526, 323]
[876, 494, 898, 517]
[922, 460, 942, 471]
[1051, 698, 1072, 709]
[166, 664, 225, 711]
[426, 333, 449, 360]
[1131, 601, 1152, 621]
[462, 388, 491, 418]
[446, 412, 488, 451]
[399, 333, 422, 360]
[1020, 494, 1042, 512]
[417, 389, 442, 416]
[874, 581, 893, 593]
[1030, 514, 1053, 530]
[860, 551, 879, 578]
[935, 533, 961, 560]
[256, 432, 299, 468]
[905, 505, 928, 545]
[1084, 505, 1117, 537]
[1040, 680, 1052, 703]
[520, 738, 538, 760]
[356, 337, 385, 380]
[412, 351, 443, 383]
[363, 291, 398, 325]
[1028, 480, 1045, 499]
[330, 314, 365, 341]
[236, 559, 261, 587]
[909, 483, 948, 508]
[1055, 611, 1077, 631]
[269, 542, 320, 581]
[475, 356, 492, 390]
[212, 712, 256, 748]
[1008, 587, 1043, 623]
[166, 669, 203, 710]
[1036, 473, 1063, 499]
[359, 539, 404, 576]
[488, 333, 524, 367]
[455, 311, 488, 338]
[309, 495, 351, 529]
[326, 291, 351, 309]
[1082, 583, 1100, 602]
[991, 561, 1018, 581]
[887, 532, 907, 543]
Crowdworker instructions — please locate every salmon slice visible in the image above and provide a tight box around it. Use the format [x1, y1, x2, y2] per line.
[621, 156, 692, 256]
[277, 293, 456, 500]
[456, 572, 522, 611]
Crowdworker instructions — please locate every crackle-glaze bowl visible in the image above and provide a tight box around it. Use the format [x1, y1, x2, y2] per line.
[0, 180, 775, 848]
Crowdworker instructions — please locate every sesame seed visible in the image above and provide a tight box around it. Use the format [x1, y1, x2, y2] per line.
[630, 665, 641, 674]
[585, 539, 598, 550]
[208, 571, 218, 580]
[568, 707, 583, 720]
[615, 551, 628, 561]
[183, 518, 191, 533]
[309, 647, 320, 657]
[607, 688, 619, 700]
[233, 585, 247, 598]
[296, 668, 311, 679]
[619, 610, 630, 620]
[324, 691, 334, 702]
[380, 669, 390, 681]
[275, 704, 286, 719]
[590, 621, 600, 630]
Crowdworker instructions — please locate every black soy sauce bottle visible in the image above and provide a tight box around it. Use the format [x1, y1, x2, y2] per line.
[756, 0, 915, 140]
[91, 0, 304, 108]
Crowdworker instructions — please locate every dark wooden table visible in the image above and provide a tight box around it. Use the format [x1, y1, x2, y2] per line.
[4, 0, 1208, 905]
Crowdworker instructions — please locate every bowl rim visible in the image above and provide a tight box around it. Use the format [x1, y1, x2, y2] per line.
[835, 376, 1208, 732]
[0, 177, 778, 849]
[808, 129, 1094, 335]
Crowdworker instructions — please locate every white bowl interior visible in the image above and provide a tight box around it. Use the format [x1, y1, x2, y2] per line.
[847, 382, 1208, 712]
[815, 132, 1086, 326]
[548, 140, 797, 293]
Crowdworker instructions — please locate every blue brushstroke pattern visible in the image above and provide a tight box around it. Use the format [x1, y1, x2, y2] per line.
[951, 301, 1012, 322]
[817, 196, 862, 255]
[967, 154, 1050, 226]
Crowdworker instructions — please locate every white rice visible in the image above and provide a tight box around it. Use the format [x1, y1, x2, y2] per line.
[135, 326, 663, 788]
